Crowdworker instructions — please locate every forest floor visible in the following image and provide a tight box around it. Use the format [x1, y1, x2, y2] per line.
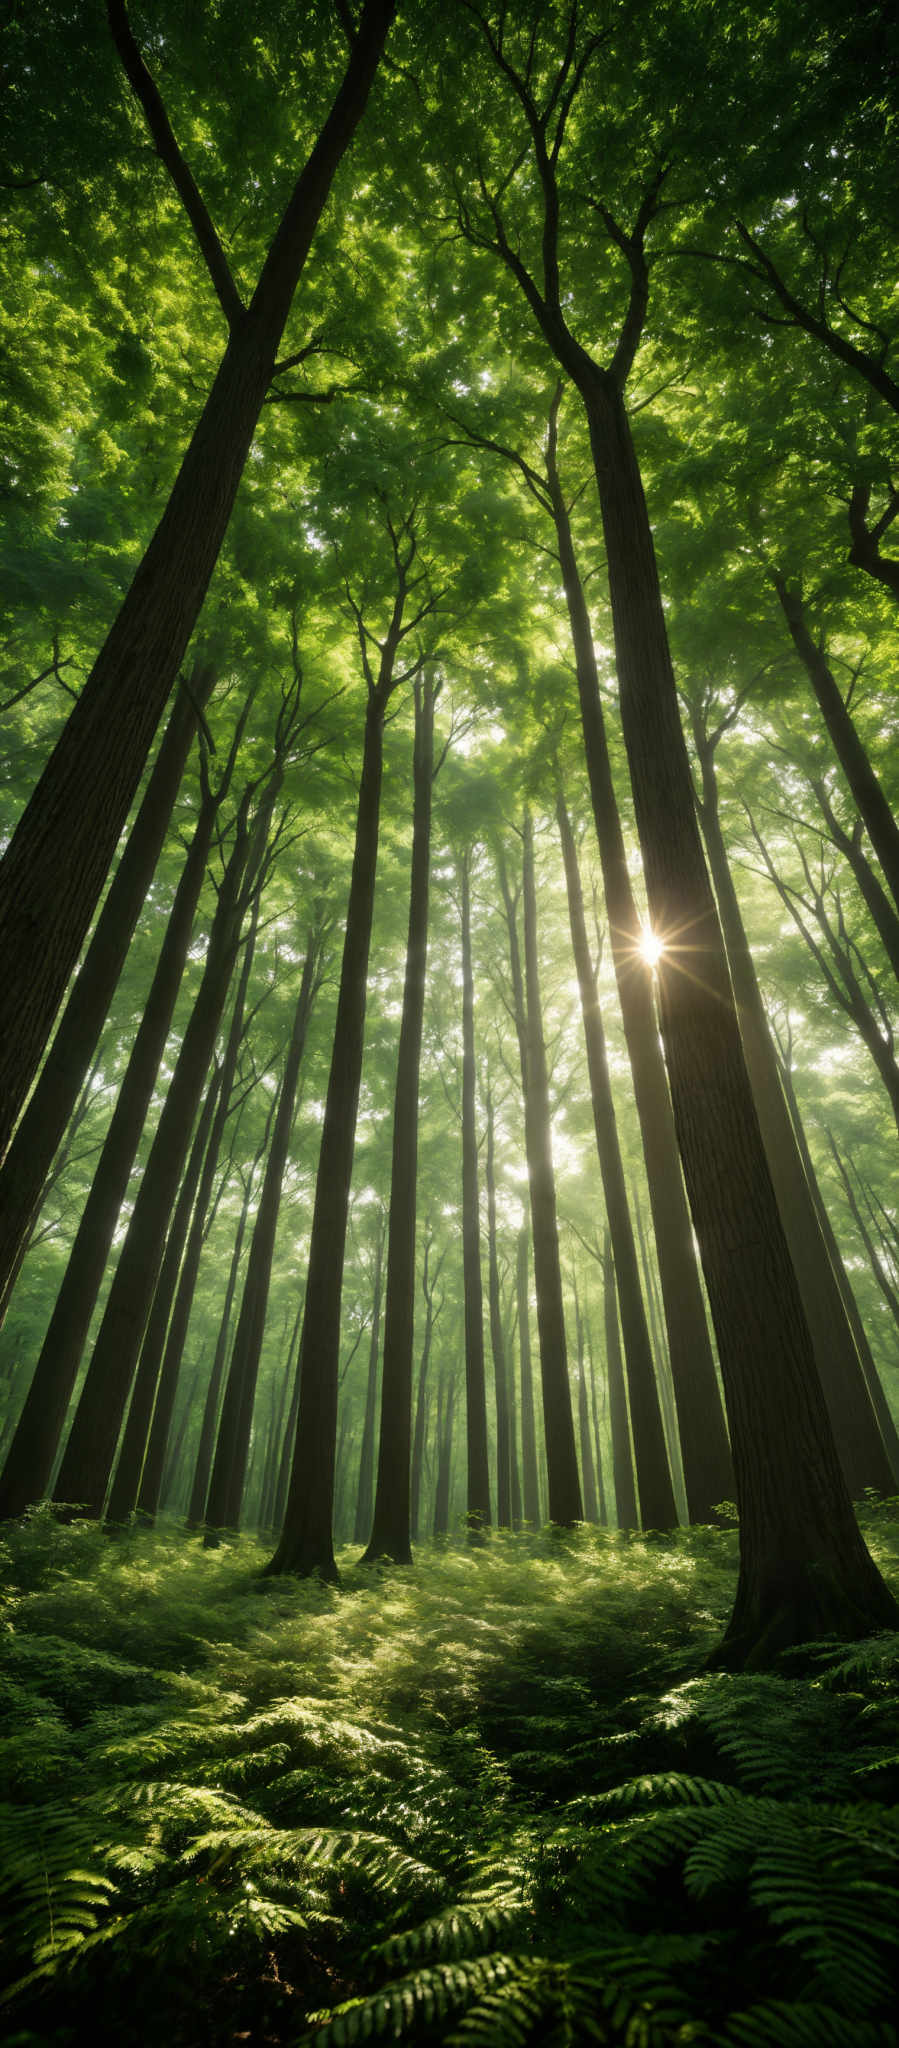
[2, 1510, 899, 2048]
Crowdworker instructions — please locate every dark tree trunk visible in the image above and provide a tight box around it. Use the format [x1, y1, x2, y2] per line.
[774, 577, 899, 919]
[516, 1226, 541, 1528]
[186, 1152, 258, 1529]
[204, 934, 319, 1538]
[158, 1361, 200, 1516]
[545, 411, 731, 1522]
[0, 786, 216, 1521]
[353, 1231, 384, 1547]
[573, 1277, 599, 1522]
[53, 790, 260, 1518]
[458, 853, 492, 1535]
[105, 1060, 222, 1523]
[0, 667, 214, 1316]
[520, 811, 582, 1524]
[484, 1084, 512, 1529]
[582, 372, 897, 1660]
[433, 1368, 456, 1539]
[556, 789, 677, 1527]
[269, 678, 398, 1580]
[603, 1228, 638, 1531]
[136, 904, 262, 1521]
[694, 713, 896, 1497]
[362, 677, 436, 1563]
[810, 777, 899, 984]
[0, 0, 395, 1159]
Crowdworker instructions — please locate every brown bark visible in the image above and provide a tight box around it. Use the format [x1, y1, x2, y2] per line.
[458, 852, 492, 1535]
[353, 1226, 385, 1548]
[515, 1226, 541, 1528]
[484, 1084, 512, 1529]
[0, 0, 395, 1159]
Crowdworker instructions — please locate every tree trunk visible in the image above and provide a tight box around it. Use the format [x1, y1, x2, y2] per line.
[186, 1155, 258, 1529]
[582, 371, 897, 1661]
[204, 934, 319, 1538]
[0, 667, 214, 1315]
[458, 852, 492, 1535]
[556, 789, 677, 1527]
[774, 577, 899, 918]
[0, 0, 395, 1159]
[545, 410, 732, 1521]
[268, 681, 396, 1580]
[573, 1277, 599, 1522]
[105, 1060, 222, 1523]
[136, 903, 262, 1521]
[353, 1231, 384, 1547]
[362, 677, 436, 1563]
[158, 1360, 201, 1516]
[52, 791, 260, 1517]
[0, 787, 216, 1521]
[516, 1226, 541, 1528]
[259, 1297, 304, 1534]
[410, 1238, 443, 1543]
[484, 1084, 512, 1529]
[433, 1368, 456, 1538]
[810, 777, 899, 984]
[521, 810, 582, 1524]
[694, 715, 896, 1497]
[603, 1228, 638, 1531]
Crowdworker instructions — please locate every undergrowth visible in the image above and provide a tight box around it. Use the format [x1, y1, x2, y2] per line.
[2, 1510, 899, 2045]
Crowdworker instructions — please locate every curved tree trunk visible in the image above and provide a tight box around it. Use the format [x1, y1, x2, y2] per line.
[545, 412, 731, 1522]
[0, 666, 214, 1317]
[694, 712, 896, 1497]
[0, 788, 216, 1521]
[0, 0, 396, 1159]
[556, 789, 677, 1527]
[362, 677, 436, 1563]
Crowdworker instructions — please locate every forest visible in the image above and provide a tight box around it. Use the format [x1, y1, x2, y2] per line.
[1, 0, 898, 2041]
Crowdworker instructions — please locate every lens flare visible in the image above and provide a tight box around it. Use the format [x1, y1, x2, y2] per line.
[640, 929, 664, 968]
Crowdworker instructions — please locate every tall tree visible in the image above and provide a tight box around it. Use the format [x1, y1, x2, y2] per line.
[458, 848, 493, 1536]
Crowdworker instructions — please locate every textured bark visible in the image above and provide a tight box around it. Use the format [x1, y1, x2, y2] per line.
[0, 0, 396, 1159]
[204, 936, 318, 1538]
[0, 668, 213, 1314]
[268, 677, 397, 1580]
[694, 714, 895, 1498]
[556, 790, 677, 1527]
[458, 853, 492, 1535]
[137, 905, 262, 1521]
[362, 678, 436, 1563]
[105, 1062, 222, 1524]
[516, 1227, 541, 1528]
[0, 791, 216, 1521]
[603, 1229, 638, 1530]
[353, 1233, 384, 1547]
[545, 412, 731, 1522]
[582, 374, 897, 1660]
[53, 790, 260, 1517]
[774, 577, 899, 918]
[520, 812, 582, 1524]
[484, 1085, 512, 1529]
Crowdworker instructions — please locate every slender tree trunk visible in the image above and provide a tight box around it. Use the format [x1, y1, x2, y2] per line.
[458, 852, 492, 1535]
[259, 1298, 304, 1534]
[159, 1360, 201, 1515]
[105, 1061, 222, 1523]
[774, 577, 899, 918]
[520, 811, 582, 1524]
[205, 935, 319, 1538]
[410, 1244, 443, 1543]
[556, 790, 678, 1527]
[582, 371, 897, 1659]
[827, 1132, 899, 1340]
[53, 793, 260, 1517]
[484, 1085, 512, 1529]
[573, 1277, 599, 1522]
[603, 1229, 638, 1530]
[268, 1293, 306, 1538]
[0, 668, 214, 1316]
[545, 413, 730, 1523]
[0, 788, 216, 1520]
[269, 680, 397, 1580]
[694, 716, 896, 1497]
[353, 1233, 384, 1547]
[585, 1311, 608, 1526]
[0, 0, 395, 1159]
[362, 678, 436, 1563]
[136, 904, 262, 1520]
[810, 778, 899, 984]
[516, 1226, 541, 1528]
[186, 1155, 258, 1529]
[433, 1369, 456, 1538]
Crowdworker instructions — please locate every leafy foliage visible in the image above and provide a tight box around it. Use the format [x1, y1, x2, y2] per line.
[1, 1514, 898, 2044]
